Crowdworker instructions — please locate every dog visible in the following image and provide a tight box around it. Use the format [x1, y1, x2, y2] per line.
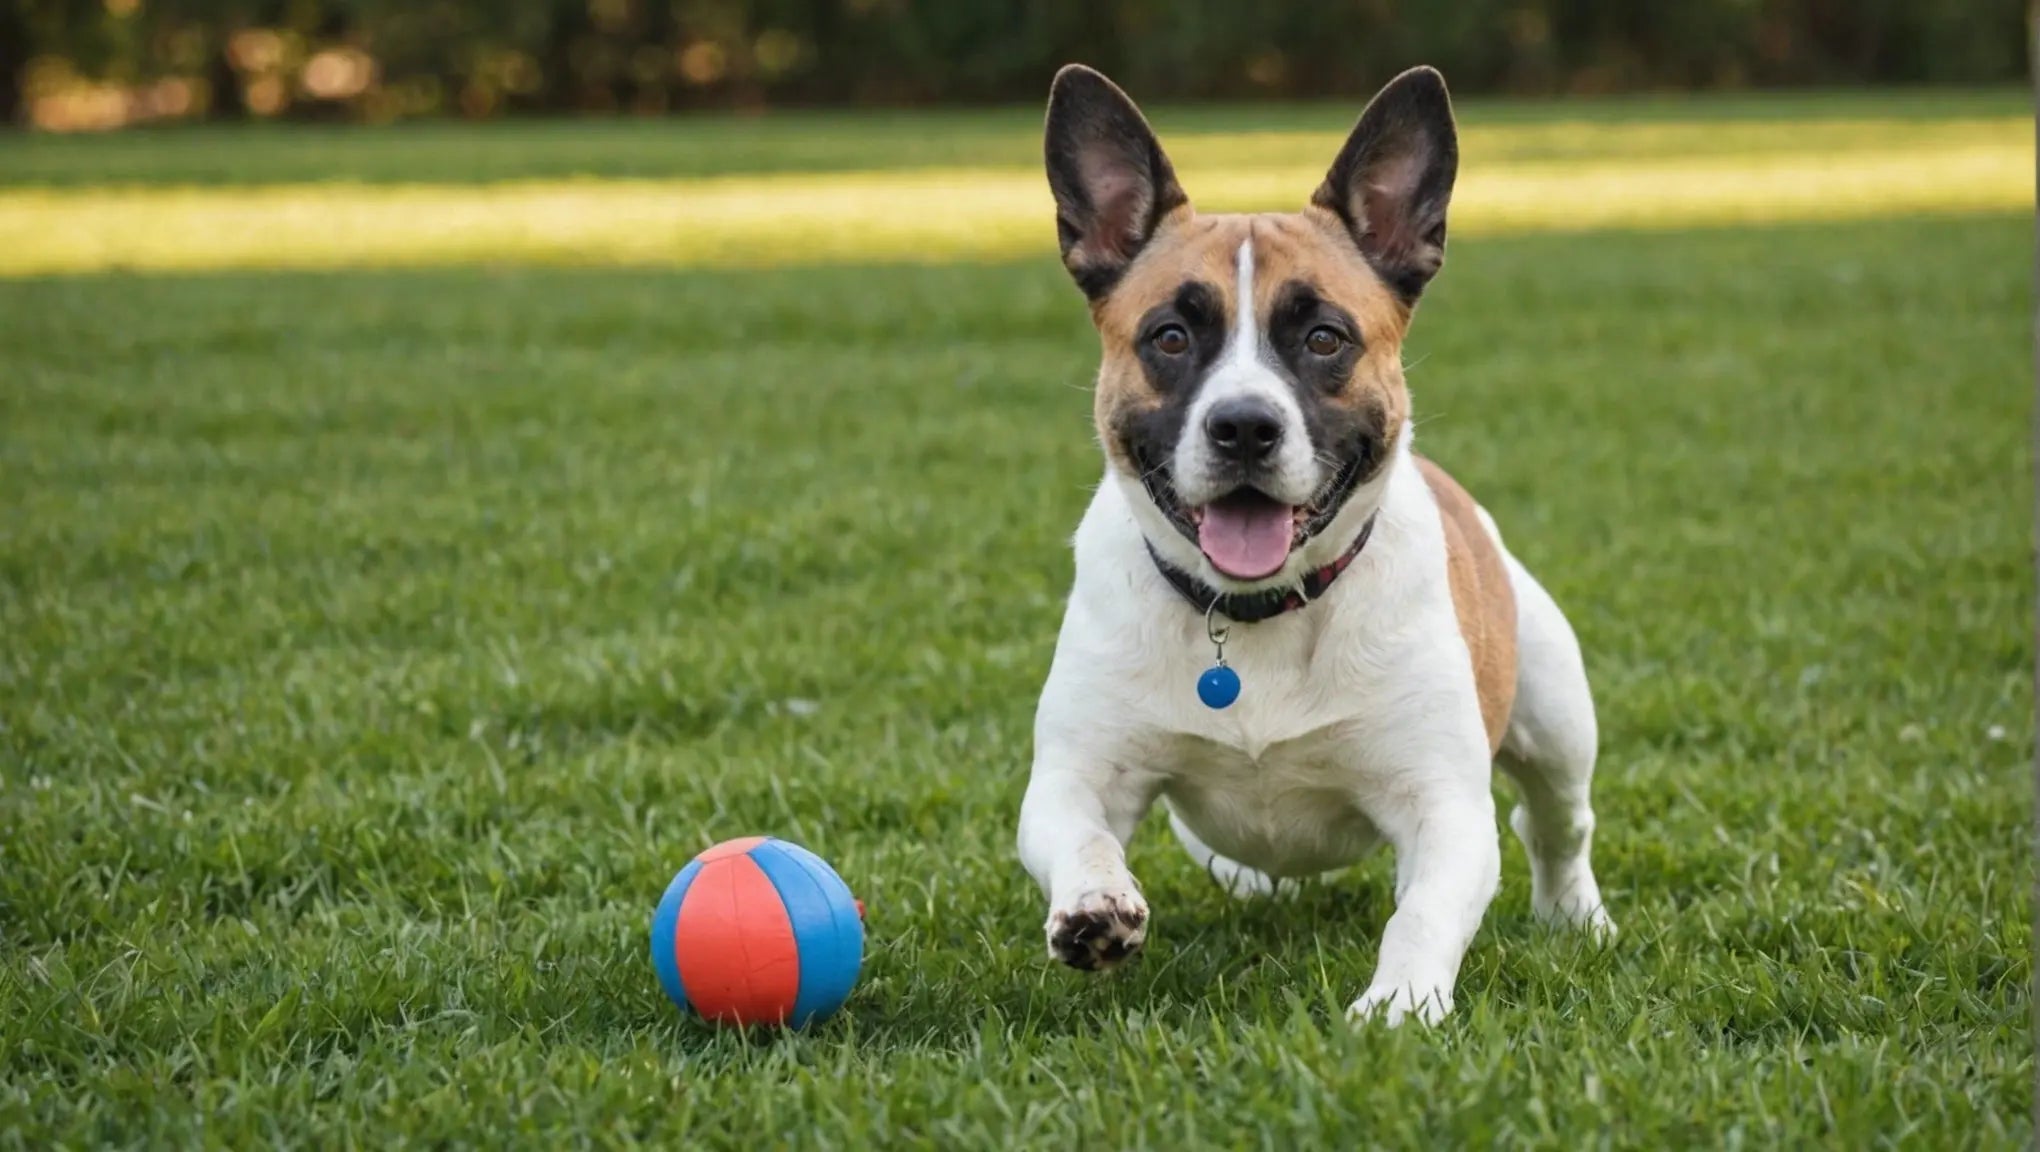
[1015, 64, 1614, 1026]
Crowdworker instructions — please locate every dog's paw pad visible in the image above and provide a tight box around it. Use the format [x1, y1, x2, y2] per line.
[1046, 892, 1148, 971]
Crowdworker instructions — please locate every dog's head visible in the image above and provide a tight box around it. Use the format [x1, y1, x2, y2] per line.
[1046, 65, 1457, 588]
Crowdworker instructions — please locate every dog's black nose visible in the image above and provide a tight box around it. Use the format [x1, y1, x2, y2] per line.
[1204, 397, 1284, 463]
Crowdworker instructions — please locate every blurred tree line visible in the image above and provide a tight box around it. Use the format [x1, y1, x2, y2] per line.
[8, 0, 2027, 130]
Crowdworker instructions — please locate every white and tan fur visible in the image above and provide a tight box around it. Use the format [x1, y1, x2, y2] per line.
[1017, 65, 1613, 1026]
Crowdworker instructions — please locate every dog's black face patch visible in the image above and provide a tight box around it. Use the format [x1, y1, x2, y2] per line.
[1112, 279, 1226, 541]
[1266, 278, 1390, 534]
[1270, 279, 1363, 394]
[1134, 280, 1228, 394]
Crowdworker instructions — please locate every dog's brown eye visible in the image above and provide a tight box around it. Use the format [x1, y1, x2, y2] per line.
[1305, 327, 1344, 356]
[1152, 325, 1190, 356]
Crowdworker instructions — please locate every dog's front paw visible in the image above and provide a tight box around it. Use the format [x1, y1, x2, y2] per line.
[1563, 902, 1618, 941]
[1045, 889, 1148, 971]
[1347, 982, 1453, 1028]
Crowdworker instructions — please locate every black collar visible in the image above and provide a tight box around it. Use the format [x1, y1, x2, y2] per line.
[1146, 513, 1379, 624]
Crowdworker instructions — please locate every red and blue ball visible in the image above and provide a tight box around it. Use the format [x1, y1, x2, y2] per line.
[650, 837, 864, 1028]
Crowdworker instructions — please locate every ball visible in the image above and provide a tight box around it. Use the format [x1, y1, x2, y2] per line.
[649, 836, 864, 1028]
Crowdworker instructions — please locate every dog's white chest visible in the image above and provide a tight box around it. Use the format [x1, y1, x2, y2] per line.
[1159, 723, 1384, 878]
[1035, 450, 1482, 881]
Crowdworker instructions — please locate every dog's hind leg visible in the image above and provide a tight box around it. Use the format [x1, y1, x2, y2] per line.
[1491, 534, 1615, 936]
[1167, 806, 1285, 899]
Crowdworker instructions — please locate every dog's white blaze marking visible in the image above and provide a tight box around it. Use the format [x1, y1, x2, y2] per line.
[1206, 236, 1272, 393]
[1229, 237, 1258, 366]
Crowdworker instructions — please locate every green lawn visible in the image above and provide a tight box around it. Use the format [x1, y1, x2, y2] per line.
[1, 95, 2034, 1148]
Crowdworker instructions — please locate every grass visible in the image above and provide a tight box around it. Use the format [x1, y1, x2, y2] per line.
[0, 92, 2034, 1148]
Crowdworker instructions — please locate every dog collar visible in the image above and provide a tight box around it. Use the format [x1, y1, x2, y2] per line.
[1146, 513, 1379, 625]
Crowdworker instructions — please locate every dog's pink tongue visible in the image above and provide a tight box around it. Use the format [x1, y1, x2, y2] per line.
[1197, 496, 1294, 580]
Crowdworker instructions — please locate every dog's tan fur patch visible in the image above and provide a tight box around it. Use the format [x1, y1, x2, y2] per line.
[1416, 457, 1518, 753]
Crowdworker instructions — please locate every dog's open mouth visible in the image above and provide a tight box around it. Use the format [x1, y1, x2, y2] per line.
[1191, 491, 1300, 580]
[1135, 445, 1373, 582]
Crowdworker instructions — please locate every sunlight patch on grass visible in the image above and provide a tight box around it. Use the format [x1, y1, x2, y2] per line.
[1171, 114, 2027, 171]
[0, 136, 2028, 276]
[0, 101, 2025, 187]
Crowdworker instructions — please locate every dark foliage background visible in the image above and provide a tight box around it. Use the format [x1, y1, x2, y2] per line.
[7, 0, 2028, 128]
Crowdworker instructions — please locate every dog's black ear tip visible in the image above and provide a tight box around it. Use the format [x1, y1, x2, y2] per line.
[1050, 63, 1101, 96]
[1380, 66, 1454, 112]
[1048, 63, 1131, 110]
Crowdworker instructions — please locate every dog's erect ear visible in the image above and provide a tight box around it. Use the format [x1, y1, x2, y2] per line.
[1311, 67, 1459, 305]
[1044, 64, 1189, 301]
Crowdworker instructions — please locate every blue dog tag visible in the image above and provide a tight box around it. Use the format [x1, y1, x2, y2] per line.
[1197, 664, 1240, 710]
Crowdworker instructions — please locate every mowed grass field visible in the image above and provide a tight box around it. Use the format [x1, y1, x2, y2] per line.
[1, 91, 2034, 1148]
